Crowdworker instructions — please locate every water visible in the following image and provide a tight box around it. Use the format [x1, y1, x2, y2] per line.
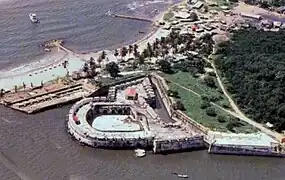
[0, 0, 174, 69]
[0, 0, 285, 180]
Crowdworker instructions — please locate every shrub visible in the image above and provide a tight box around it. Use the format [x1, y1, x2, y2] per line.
[205, 107, 217, 117]
[217, 115, 227, 123]
[200, 100, 210, 109]
[173, 100, 185, 111]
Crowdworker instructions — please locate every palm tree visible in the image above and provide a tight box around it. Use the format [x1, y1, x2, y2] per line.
[0, 89, 4, 97]
[114, 49, 119, 57]
[83, 62, 89, 72]
[89, 57, 95, 67]
[134, 44, 138, 52]
[120, 47, 128, 59]
[100, 51, 106, 60]
[97, 57, 103, 67]
[128, 45, 133, 54]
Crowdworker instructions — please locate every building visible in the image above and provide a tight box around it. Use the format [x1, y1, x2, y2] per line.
[206, 131, 282, 157]
[240, 13, 262, 20]
[125, 87, 138, 100]
[192, 1, 204, 9]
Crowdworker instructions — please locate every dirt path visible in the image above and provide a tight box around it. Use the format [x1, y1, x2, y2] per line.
[167, 79, 244, 120]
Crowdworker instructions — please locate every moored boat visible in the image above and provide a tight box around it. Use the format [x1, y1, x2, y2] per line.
[172, 172, 188, 179]
[29, 13, 39, 23]
[134, 149, 146, 157]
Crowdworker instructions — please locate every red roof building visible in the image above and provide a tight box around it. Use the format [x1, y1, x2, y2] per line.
[126, 87, 138, 100]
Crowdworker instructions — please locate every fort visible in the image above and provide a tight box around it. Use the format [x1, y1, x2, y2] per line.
[66, 75, 206, 153]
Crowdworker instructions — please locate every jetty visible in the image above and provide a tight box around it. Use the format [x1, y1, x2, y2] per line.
[113, 14, 154, 23]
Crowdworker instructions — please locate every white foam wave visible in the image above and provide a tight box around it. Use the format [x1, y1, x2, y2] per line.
[127, 0, 173, 11]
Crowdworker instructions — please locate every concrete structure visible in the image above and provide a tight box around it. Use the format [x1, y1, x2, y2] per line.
[67, 76, 205, 153]
[206, 131, 285, 157]
[240, 13, 262, 20]
[192, 1, 203, 9]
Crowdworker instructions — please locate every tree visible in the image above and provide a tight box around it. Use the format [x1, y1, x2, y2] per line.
[157, 60, 172, 74]
[97, 57, 103, 67]
[128, 45, 133, 54]
[114, 49, 119, 57]
[200, 100, 210, 109]
[138, 54, 145, 65]
[105, 62, 120, 78]
[203, 76, 216, 88]
[120, 47, 128, 58]
[89, 57, 95, 67]
[82, 62, 89, 72]
[189, 12, 198, 21]
[217, 115, 226, 123]
[173, 100, 185, 111]
[0, 89, 4, 97]
[100, 51, 106, 60]
[205, 107, 217, 117]
[147, 42, 153, 57]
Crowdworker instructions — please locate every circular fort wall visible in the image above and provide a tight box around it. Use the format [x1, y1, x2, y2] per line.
[66, 97, 154, 149]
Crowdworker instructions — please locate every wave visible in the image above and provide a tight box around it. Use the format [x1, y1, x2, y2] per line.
[127, 0, 173, 11]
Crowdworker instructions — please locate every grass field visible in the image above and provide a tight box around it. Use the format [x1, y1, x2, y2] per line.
[162, 71, 230, 108]
[169, 82, 258, 133]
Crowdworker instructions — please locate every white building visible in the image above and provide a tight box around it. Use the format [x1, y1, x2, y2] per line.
[206, 131, 281, 156]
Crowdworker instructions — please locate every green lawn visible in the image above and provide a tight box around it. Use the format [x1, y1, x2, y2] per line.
[168, 78, 257, 133]
[162, 71, 230, 108]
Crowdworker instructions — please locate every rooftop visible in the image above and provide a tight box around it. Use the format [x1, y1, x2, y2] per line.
[208, 131, 278, 147]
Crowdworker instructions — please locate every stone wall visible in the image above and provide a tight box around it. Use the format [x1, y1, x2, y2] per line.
[153, 136, 205, 153]
[151, 73, 209, 136]
[209, 144, 285, 157]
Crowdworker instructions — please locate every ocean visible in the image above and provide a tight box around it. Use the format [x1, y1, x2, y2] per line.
[0, 0, 285, 180]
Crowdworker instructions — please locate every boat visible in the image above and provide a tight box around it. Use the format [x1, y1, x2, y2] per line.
[134, 149, 146, 157]
[29, 13, 39, 23]
[106, 10, 112, 16]
[172, 172, 188, 179]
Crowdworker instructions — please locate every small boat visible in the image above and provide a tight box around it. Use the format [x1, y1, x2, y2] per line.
[139, 31, 145, 34]
[172, 172, 188, 179]
[29, 13, 39, 23]
[134, 149, 146, 157]
[106, 10, 112, 16]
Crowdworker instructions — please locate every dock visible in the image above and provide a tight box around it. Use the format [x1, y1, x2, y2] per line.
[113, 14, 154, 23]
[0, 79, 99, 114]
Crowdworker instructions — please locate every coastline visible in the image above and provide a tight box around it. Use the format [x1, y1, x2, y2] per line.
[0, 0, 185, 78]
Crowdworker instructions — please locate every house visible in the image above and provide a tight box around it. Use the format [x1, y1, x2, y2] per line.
[125, 87, 138, 100]
[192, 1, 204, 9]
[175, 12, 191, 19]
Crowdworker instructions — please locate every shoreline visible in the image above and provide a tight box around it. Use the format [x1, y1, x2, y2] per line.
[0, 0, 185, 77]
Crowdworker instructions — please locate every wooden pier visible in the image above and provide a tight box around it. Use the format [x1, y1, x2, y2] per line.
[113, 14, 154, 23]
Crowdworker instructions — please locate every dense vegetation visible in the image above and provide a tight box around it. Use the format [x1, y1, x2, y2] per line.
[215, 29, 285, 132]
